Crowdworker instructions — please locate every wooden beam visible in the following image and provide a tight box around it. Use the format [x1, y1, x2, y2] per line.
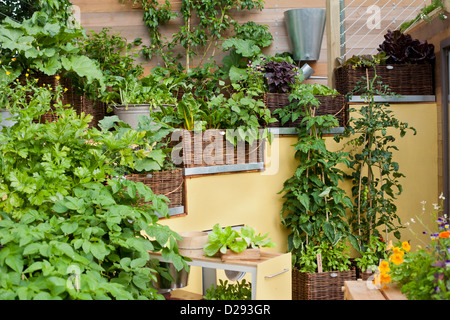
[326, 0, 341, 88]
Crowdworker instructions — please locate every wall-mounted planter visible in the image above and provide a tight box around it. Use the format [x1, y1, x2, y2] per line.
[334, 63, 434, 95]
[263, 92, 347, 128]
[124, 168, 184, 209]
[170, 129, 265, 175]
[284, 8, 326, 61]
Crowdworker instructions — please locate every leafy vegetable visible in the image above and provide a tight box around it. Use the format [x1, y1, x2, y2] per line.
[264, 60, 299, 93]
[203, 224, 275, 257]
[377, 30, 435, 64]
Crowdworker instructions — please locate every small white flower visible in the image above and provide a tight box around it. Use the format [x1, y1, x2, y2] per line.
[439, 192, 446, 200]
[433, 203, 440, 210]
[404, 222, 410, 226]
[410, 218, 415, 223]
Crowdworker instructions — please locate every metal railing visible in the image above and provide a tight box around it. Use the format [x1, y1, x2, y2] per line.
[339, 0, 430, 60]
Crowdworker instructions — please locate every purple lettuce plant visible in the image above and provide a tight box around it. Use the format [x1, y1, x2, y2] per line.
[377, 30, 435, 64]
[263, 60, 299, 93]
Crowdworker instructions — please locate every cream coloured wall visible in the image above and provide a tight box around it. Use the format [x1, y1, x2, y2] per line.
[160, 102, 439, 296]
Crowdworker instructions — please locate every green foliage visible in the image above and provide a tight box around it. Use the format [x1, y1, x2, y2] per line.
[0, 11, 104, 89]
[203, 224, 275, 257]
[279, 90, 356, 266]
[0, 88, 187, 299]
[124, 0, 265, 69]
[296, 241, 352, 273]
[204, 279, 252, 300]
[354, 235, 388, 272]
[334, 68, 416, 245]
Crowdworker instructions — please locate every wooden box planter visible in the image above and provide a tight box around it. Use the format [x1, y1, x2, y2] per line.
[263, 92, 347, 128]
[334, 63, 434, 96]
[171, 129, 265, 168]
[219, 248, 261, 262]
[124, 168, 184, 208]
[292, 268, 356, 300]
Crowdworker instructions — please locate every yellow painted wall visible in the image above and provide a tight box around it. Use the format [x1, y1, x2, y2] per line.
[161, 102, 439, 296]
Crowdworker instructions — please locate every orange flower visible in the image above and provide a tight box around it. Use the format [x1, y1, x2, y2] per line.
[392, 247, 404, 256]
[401, 241, 411, 252]
[390, 253, 404, 266]
[439, 231, 450, 238]
[380, 272, 391, 284]
[378, 260, 390, 273]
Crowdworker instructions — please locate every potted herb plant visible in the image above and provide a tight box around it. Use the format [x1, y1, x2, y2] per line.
[203, 224, 275, 261]
[104, 72, 177, 129]
[292, 240, 355, 300]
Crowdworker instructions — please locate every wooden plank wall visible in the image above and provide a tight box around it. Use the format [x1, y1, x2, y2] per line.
[71, 0, 429, 85]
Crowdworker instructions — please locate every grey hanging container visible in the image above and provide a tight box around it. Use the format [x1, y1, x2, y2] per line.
[284, 8, 326, 61]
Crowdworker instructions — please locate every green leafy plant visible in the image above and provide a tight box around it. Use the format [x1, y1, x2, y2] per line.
[334, 68, 416, 245]
[273, 83, 339, 127]
[204, 279, 252, 300]
[296, 241, 352, 273]
[203, 224, 275, 257]
[0, 11, 105, 88]
[98, 116, 174, 175]
[399, 0, 448, 32]
[123, 0, 264, 69]
[279, 89, 356, 265]
[0, 87, 187, 299]
[354, 235, 388, 273]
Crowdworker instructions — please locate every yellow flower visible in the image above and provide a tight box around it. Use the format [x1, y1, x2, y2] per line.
[6, 71, 10, 75]
[25, 73, 29, 77]
[64, 88, 68, 92]
[390, 253, 404, 266]
[55, 75, 60, 80]
[392, 247, 404, 256]
[11, 58, 16, 61]
[380, 272, 391, 284]
[378, 260, 390, 273]
[401, 241, 411, 252]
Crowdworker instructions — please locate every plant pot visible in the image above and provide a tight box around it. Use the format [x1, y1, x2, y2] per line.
[284, 8, 326, 61]
[292, 268, 356, 300]
[124, 169, 183, 208]
[176, 231, 209, 258]
[263, 93, 347, 127]
[0, 109, 17, 128]
[334, 63, 434, 95]
[112, 104, 151, 129]
[219, 248, 261, 262]
[152, 261, 189, 293]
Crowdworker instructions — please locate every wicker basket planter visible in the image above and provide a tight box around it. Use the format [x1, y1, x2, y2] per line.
[334, 63, 434, 96]
[171, 129, 265, 168]
[124, 169, 184, 208]
[71, 93, 106, 129]
[292, 268, 356, 300]
[263, 92, 347, 128]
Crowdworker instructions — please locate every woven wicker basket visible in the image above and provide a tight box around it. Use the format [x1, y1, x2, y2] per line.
[125, 169, 184, 208]
[171, 129, 265, 168]
[292, 268, 356, 300]
[71, 93, 106, 129]
[263, 92, 347, 128]
[334, 63, 434, 96]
